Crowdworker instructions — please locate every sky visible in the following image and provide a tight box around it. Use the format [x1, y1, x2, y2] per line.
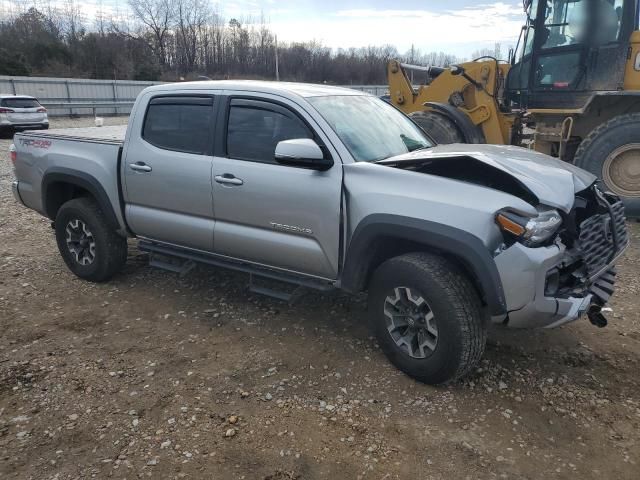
[222, 0, 524, 56]
[0, 0, 526, 58]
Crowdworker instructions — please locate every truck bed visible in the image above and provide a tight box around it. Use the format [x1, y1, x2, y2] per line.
[21, 125, 126, 145]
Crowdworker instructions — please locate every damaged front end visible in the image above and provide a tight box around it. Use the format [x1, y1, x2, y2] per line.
[544, 185, 628, 327]
[495, 183, 629, 329]
[377, 145, 628, 329]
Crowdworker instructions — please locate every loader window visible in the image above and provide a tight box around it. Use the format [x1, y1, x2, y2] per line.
[541, 0, 622, 48]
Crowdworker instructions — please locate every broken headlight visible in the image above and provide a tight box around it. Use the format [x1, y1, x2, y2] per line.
[496, 208, 562, 247]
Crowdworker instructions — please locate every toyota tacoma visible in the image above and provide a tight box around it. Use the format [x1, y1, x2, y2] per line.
[10, 81, 629, 384]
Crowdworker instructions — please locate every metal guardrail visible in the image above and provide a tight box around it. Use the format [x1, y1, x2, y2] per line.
[0, 74, 389, 117]
[39, 86, 390, 117]
[41, 101, 136, 116]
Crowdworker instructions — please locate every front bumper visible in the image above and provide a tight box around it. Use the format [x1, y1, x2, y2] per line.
[494, 241, 624, 329]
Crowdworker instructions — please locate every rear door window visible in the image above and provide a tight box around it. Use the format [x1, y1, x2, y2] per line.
[1, 98, 41, 109]
[142, 96, 215, 155]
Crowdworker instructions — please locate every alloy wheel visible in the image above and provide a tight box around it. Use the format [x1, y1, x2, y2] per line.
[383, 287, 438, 359]
[65, 219, 96, 265]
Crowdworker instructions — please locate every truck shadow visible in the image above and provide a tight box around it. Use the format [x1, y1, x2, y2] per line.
[123, 248, 629, 390]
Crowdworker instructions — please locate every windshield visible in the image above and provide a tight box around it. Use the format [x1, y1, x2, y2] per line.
[307, 95, 433, 162]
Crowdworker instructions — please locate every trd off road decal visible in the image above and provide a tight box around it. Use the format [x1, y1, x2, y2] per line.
[19, 138, 52, 149]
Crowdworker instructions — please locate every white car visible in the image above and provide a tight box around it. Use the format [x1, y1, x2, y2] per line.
[0, 94, 48, 136]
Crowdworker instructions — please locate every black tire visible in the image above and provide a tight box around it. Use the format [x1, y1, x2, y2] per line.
[573, 113, 640, 218]
[0, 126, 13, 139]
[409, 110, 465, 144]
[54, 197, 127, 282]
[368, 252, 487, 385]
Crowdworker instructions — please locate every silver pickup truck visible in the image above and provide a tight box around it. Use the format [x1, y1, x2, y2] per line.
[10, 81, 629, 384]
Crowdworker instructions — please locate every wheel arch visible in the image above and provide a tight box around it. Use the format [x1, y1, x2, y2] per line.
[42, 168, 120, 230]
[340, 214, 507, 316]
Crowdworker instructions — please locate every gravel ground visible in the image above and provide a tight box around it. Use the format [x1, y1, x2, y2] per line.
[1, 117, 639, 480]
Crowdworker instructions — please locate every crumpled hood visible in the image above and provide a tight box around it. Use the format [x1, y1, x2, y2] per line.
[382, 144, 597, 213]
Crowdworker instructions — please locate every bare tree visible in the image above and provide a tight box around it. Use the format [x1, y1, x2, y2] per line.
[175, 0, 208, 74]
[2, 1, 463, 84]
[128, 0, 174, 66]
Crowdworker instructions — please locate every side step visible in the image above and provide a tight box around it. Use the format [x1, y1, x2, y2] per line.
[248, 274, 306, 302]
[149, 254, 196, 277]
[139, 240, 335, 301]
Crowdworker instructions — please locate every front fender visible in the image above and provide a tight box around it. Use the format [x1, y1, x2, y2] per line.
[340, 214, 507, 316]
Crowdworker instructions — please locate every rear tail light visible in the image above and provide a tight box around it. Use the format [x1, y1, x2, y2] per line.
[10, 145, 17, 164]
[37, 107, 47, 113]
[0, 107, 15, 113]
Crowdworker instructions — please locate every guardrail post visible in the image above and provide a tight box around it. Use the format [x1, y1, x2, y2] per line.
[112, 81, 118, 116]
[9, 78, 17, 94]
[65, 80, 72, 116]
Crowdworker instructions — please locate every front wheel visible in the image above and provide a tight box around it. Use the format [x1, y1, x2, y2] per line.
[368, 252, 488, 385]
[55, 197, 127, 282]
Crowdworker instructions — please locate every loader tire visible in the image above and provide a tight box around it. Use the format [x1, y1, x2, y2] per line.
[409, 110, 464, 144]
[368, 252, 488, 385]
[574, 113, 640, 218]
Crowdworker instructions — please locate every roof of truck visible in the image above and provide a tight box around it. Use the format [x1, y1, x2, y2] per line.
[143, 80, 367, 98]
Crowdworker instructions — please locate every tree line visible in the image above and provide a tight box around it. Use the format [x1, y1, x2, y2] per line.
[0, 0, 465, 84]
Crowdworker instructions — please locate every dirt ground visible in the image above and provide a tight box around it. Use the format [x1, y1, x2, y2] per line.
[1, 117, 639, 480]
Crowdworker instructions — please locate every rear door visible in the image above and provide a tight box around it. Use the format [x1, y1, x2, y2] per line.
[211, 93, 343, 279]
[122, 93, 217, 251]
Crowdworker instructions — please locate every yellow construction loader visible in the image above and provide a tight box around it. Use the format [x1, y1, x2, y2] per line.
[388, 0, 640, 215]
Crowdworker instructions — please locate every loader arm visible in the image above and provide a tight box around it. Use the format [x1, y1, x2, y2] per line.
[387, 59, 517, 145]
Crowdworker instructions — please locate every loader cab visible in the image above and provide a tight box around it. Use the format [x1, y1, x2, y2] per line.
[506, 0, 639, 109]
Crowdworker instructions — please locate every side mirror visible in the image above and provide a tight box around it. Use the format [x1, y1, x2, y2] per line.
[274, 138, 333, 171]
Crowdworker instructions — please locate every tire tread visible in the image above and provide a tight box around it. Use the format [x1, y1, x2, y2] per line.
[369, 252, 487, 384]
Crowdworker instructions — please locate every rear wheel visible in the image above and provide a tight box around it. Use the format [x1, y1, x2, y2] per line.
[409, 110, 464, 144]
[55, 198, 127, 282]
[574, 113, 640, 217]
[368, 252, 488, 385]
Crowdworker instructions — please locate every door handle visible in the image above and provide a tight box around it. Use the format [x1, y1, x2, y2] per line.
[214, 174, 243, 186]
[130, 162, 152, 172]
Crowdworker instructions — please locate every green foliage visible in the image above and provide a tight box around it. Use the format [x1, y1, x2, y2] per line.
[0, 49, 31, 75]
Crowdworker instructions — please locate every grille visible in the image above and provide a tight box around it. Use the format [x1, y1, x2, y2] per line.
[578, 200, 628, 277]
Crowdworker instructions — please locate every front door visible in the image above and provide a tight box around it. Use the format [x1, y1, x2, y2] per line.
[122, 93, 217, 251]
[211, 94, 343, 279]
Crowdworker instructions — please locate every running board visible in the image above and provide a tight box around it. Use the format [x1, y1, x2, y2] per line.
[138, 240, 335, 299]
[149, 254, 196, 277]
[248, 274, 307, 302]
